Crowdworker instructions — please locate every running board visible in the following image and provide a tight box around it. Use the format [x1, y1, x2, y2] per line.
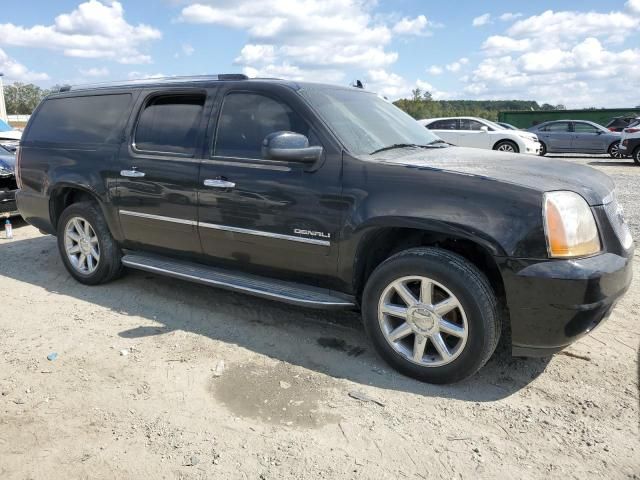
[121, 252, 355, 309]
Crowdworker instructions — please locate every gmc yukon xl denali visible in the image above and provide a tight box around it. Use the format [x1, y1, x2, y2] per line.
[16, 75, 634, 384]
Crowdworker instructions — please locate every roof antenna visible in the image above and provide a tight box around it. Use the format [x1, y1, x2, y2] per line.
[352, 80, 364, 89]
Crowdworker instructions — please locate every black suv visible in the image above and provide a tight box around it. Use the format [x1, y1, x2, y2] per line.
[16, 75, 634, 383]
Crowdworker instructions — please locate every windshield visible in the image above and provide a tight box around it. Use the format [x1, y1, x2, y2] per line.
[299, 87, 440, 156]
[0, 119, 13, 132]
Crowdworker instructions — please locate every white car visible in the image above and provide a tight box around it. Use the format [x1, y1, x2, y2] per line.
[419, 116, 540, 155]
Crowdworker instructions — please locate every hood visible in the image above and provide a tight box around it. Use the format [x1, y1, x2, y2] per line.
[377, 146, 614, 205]
[513, 130, 538, 142]
[0, 130, 22, 141]
[0, 152, 15, 175]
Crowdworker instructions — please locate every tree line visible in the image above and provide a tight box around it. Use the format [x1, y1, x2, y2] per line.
[2, 82, 65, 115]
[393, 88, 566, 122]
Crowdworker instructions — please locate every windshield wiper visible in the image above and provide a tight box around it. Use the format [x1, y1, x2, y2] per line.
[369, 143, 425, 155]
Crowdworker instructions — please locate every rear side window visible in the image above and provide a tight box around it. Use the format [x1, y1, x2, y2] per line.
[134, 94, 205, 156]
[542, 122, 570, 132]
[26, 94, 131, 144]
[428, 119, 458, 130]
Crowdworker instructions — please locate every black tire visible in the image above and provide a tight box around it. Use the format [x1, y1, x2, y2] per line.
[633, 146, 640, 165]
[538, 141, 547, 156]
[493, 140, 519, 154]
[56, 201, 123, 285]
[608, 142, 623, 159]
[362, 247, 500, 384]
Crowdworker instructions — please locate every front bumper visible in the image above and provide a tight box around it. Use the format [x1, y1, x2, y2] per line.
[499, 251, 633, 356]
[0, 181, 17, 216]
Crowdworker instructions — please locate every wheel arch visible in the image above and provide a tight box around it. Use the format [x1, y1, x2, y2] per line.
[48, 183, 122, 239]
[492, 138, 520, 151]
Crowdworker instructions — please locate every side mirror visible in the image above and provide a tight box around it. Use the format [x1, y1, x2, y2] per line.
[480, 126, 489, 132]
[262, 131, 323, 163]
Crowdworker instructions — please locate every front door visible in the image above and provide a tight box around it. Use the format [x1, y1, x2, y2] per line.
[115, 89, 211, 254]
[197, 85, 344, 285]
[457, 119, 492, 149]
[571, 122, 606, 153]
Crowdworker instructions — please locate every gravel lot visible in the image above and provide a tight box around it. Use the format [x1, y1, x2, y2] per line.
[0, 155, 638, 479]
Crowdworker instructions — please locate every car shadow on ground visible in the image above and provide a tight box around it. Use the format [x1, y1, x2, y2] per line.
[587, 161, 637, 167]
[0, 234, 552, 402]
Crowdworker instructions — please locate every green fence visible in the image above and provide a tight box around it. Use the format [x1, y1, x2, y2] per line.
[498, 109, 640, 129]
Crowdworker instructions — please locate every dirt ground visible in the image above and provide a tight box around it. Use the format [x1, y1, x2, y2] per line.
[1, 156, 639, 479]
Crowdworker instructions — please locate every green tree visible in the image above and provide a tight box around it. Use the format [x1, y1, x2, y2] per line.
[3, 82, 51, 114]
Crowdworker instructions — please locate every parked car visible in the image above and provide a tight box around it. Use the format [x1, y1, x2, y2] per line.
[528, 120, 623, 157]
[0, 119, 21, 152]
[496, 122, 519, 130]
[16, 75, 633, 384]
[618, 118, 640, 164]
[0, 144, 18, 217]
[420, 117, 540, 154]
[605, 116, 638, 132]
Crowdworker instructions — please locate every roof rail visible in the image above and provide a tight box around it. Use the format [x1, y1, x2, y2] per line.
[56, 74, 249, 92]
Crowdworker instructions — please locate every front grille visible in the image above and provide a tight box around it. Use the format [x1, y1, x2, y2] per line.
[603, 194, 633, 250]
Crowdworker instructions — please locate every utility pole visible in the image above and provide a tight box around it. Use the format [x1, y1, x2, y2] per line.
[0, 73, 7, 122]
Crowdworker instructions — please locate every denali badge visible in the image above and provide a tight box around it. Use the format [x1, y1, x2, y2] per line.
[294, 229, 331, 239]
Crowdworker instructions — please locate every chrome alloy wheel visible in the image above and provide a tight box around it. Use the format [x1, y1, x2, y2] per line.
[64, 216, 100, 274]
[497, 143, 516, 152]
[378, 276, 468, 367]
[609, 143, 623, 159]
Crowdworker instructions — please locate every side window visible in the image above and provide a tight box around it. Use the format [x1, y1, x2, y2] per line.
[214, 92, 313, 160]
[460, 119, 485, 131]
[134, 94, 205, 156]
[25, 94, 132, 144]
[573, 123, 599, 134]
[545, 122, 570, 132]
[428, 119, 458, 130]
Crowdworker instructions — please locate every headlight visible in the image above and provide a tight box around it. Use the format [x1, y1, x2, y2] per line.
[543, 191, 601, 258]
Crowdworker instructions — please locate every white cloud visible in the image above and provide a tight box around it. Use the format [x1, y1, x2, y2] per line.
[499, 12, 522, 22]
[427, 65, 443, 75]
[0, 48, 49, 82]
[182, 43, 195, 56]
[78, 66, 109, 77]
[472, 14, 491, 27]
[0, 1, 161, 64]
[445, 57, 468, 72]
[628, 0, 640, 14]
[392, 15, 430, 36]
[178, 0, 433, 96]
[482, 35, 532, 55]
[127, 71, 166, 80]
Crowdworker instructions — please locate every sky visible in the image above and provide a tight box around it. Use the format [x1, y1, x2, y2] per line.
[0, 0, 639, 108]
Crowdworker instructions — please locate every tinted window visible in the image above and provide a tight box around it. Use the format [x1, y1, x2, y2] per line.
[543, 122, 570, 132]
[214, 93, 312, 159]
[459, 119, 485, 131]
[573, 123, 600, 133]
[26, 94, 131, 144]
[428, 119, 458, 130]
[134, 94, 205, 155]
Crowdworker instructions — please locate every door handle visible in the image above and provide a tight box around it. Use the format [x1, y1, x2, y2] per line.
[204, 179, 236, 189]
[120, 169, 146, 178]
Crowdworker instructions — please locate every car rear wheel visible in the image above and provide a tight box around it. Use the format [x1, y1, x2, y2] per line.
[538, 141, 547, 156]
[494, 140, 519, 153]
[362, 247, 500, 384]
[57, 201, 123, 285]
[609, 142, 623, 159]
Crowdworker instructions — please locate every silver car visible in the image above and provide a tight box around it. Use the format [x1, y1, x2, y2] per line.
[528, 120, 623, 158]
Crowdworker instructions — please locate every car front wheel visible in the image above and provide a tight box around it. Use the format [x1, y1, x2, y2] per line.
[362, 247, 500, 384]
[609, 142, 623, 159]
[494, 140, 519, 153]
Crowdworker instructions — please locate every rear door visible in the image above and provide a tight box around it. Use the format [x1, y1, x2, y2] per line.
[571, 122, 606, 153]
[114, 89, 211, 254]
[537, 122, 572, 152]
[425, 119, 459, 145]
[196, 84, 344, 284]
